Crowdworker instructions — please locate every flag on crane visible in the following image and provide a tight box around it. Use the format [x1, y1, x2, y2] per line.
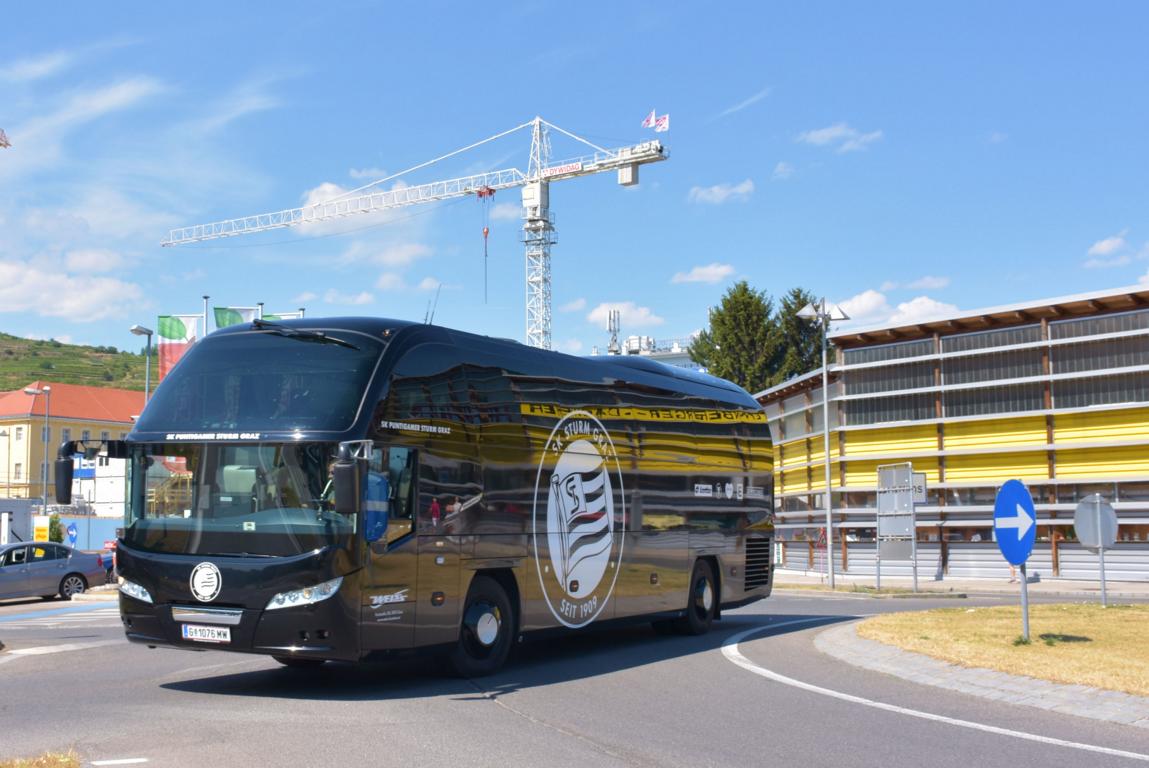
[157, 314, 202, 380]
[654, 114, 670, 133]
[640, 109, 657, 128]
[0, 128, 10, 148]
[263, 309, 305, 321]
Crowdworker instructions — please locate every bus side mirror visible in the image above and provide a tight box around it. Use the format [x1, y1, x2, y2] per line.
[332, 459, 362, 519]
[55, 441, 78, 504]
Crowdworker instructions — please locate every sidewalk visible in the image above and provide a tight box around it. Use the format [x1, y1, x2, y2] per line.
[774, 569, 1149, 600]
[73, 584, 119, 602]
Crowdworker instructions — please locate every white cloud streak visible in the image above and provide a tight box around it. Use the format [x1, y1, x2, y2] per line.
[797, 123, 883, 153]
[0, 51, 74, 82]
[323, 288, 374, 305]
[0, 261, 143, 320]
[687, 179, 754, 205]
[1087, 230, 1128, 257]
[714, 86, 771, 120]
[772, 162, 793, 181]
[560, 298, 586, 313]
[671, 263, 735, 284]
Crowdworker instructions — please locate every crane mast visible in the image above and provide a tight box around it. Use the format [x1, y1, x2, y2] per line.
[162, 117, 668, 349]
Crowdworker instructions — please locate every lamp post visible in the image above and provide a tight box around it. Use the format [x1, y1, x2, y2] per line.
[23, 385, 51, 514]
[130, 324, 155, 403]
[0, 429, 8, 497]
[797, 299, 849, 588]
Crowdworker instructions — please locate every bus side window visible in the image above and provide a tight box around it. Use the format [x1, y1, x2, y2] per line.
[388, 447, 415, 521]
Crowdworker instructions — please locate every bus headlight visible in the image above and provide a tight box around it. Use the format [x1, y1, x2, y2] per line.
[265, 576, 344, 611]
[119, 578, 154, 604]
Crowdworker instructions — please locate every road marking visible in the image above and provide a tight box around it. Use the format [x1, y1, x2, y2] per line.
[0, 601, 114, 623]
[722, 619, 1149, 763]
[0, 639, 121, 665]
[91, 759, 149, 766]
[0, 606, 120, 629]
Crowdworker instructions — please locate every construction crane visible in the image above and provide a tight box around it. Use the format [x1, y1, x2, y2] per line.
[162, 117, 668, 350]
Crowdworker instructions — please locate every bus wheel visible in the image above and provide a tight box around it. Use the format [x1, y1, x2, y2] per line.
[449, 575, 513, 677]
[273, 656, 326, 669]
[677, 559, 717, 635]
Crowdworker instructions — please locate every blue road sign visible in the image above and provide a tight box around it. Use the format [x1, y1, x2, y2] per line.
[66, 522, 78, 545]
[994, 479, 1036, 566]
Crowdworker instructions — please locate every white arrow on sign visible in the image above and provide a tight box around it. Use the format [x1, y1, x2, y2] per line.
[997, 503, 1034, 538]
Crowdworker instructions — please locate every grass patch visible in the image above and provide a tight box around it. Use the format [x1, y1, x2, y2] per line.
[0, 750, 80, 768]
[774, 581, 959, 597]
[857, 603, 1149, 696]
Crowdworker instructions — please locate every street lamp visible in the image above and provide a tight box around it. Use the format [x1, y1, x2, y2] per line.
[0, 429, 8, 497]
[23, 385, 51, 515]
[130, 325, 155, 403]
[797, 299, 849, 588]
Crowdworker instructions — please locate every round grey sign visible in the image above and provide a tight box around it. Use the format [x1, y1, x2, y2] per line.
[1073, 494, 1117, 552]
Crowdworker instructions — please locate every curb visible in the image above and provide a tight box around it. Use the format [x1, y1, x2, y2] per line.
[815, 621, 1149, 730]
[73, 587, 119, 602]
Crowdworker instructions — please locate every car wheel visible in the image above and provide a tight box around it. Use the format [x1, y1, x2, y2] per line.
[676, 559, 717, 636]
[59, 574, 87, 600]
[273, 656, 326, 669]
[449, 575, 514, 677]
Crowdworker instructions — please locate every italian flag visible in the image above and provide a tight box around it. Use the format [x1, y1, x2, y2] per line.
[158, 315, 201, 380]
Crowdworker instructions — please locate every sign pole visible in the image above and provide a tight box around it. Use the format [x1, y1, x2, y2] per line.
[875, 535, 881, 590]
[1019, 562, 1030, 641]
[1096, 495, 1108, 608]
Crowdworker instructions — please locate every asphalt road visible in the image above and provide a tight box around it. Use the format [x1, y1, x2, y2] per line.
[2, 592, 1148, 767]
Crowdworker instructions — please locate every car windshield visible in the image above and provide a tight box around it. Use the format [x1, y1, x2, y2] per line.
[122, 442, 354, 557]
[134, 327, 385, 434]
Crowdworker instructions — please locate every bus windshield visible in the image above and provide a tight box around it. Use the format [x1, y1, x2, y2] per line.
[134, 327, 385, 434]
[123, 442, 355, 557]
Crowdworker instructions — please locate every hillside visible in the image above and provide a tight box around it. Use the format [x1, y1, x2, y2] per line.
[0, 332, 150, 392]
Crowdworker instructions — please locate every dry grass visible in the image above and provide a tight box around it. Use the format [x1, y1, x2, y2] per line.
[858, 603, 1149, 697]
[0, 751, 80, 768]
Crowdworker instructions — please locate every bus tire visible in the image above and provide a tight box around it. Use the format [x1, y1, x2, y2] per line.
[449, 575, 513, 677]
[273, 656, 326, 669]
[677, 559, 717, 635]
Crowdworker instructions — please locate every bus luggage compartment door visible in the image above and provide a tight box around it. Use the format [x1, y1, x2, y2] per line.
[414, 535, 463, 647]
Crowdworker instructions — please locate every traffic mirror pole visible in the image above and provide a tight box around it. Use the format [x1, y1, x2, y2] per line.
[1096, 495, 1108, 608]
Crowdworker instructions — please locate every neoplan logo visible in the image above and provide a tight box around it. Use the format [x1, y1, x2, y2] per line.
[532, 410, 625, 628]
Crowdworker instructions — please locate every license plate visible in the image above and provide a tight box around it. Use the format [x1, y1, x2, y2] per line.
[181, 624, 231, 644]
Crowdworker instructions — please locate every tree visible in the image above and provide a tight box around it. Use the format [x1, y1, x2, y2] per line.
[48, 513, 63, 543]
[689, 281, 778, 393]
[774, 287, 822, 383]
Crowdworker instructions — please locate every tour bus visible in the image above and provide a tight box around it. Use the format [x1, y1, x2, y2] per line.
[56, 318, 773, 675]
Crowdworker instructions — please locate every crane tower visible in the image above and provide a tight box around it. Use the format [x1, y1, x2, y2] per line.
[162, 117, 668, 350]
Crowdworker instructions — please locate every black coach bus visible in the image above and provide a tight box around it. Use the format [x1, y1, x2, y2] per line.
[57, 318, 773, 675]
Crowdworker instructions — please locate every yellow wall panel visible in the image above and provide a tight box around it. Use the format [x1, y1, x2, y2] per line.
[944, 417, 1047, 450]
[780, 468, 809, 492]
[843, 459, 883, 487]
[1054, 408, 1149, 445]
[843, 424, 937, 456]
[1056, 445, 1149, 479]
[944, 451, 1048, 482]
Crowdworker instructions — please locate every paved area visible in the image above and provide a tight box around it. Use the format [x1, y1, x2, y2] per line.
[816, 621, 1149, 729]
[775, 570, 1149, 599]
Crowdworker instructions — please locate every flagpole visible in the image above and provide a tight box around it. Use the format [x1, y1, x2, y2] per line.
[202, 295, 209, 334]
[257, 302, 264, 320]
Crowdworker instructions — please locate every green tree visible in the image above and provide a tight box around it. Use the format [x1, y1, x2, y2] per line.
[689, 281, 778, 393]
[774, 287, 822, 383]
[48, 513, 63, 543]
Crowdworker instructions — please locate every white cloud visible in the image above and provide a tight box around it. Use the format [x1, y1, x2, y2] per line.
[417, 277, 441, 291]
[65, 248, 125, 273]
[1087, 230, 1128, 257]
[839, 289, 891, 324]
[560, 339, 584, 354]
[714, 86, 771, 120]
[772, 161, 793, 181]
[888, 296, 960, 325]
[293, 291, 318, 303]
[0, 51, 74, 83]
[376, 273, 406, 291]
[349, 167, 388, 181]
[323, 288, 373, 305]
[587, 301, 664, 329]
[687, 179, 754, 205]
[796, 123, 883, 153]
[1084, 254, 1132, 269]
[490, 202, 521, 221]
[879, 280, 898, 292]
[1140, 268, 1149, 287]
[338, 240, 432, 267]
[560, 298, 586, 312]
[188, 79, 280, 136]
[907, 275, 950, 290]
[671, 263, 735, 284]
[0, 261, 143, 320]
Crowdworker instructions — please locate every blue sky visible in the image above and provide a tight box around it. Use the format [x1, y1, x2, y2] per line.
[2, 2, 1148, 354]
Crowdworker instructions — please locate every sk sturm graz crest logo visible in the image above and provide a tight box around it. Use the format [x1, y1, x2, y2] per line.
[533, 410, 625, 628]
[190, 562, 222, 602]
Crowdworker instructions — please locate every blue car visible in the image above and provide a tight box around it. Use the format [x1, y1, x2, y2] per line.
[0, 542, 110, 601]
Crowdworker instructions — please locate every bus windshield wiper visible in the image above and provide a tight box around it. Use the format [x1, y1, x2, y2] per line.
[252, 320, 359, 350]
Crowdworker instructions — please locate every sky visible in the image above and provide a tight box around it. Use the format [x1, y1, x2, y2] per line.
[2, 2, 1148, 355]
